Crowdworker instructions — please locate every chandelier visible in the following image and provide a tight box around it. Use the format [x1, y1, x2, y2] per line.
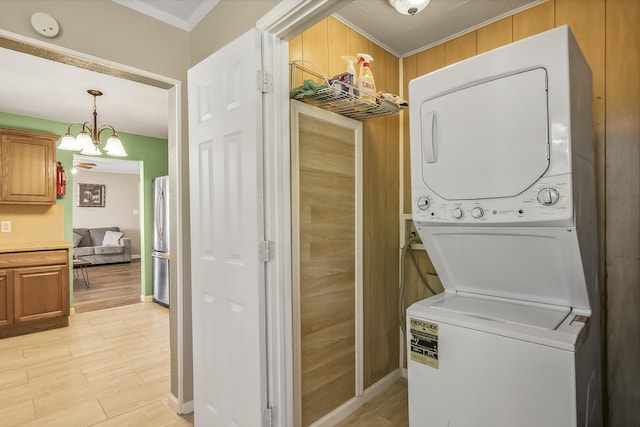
[58, 89, 127, 157]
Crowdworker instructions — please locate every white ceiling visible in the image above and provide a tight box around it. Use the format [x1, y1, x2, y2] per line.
[334, 0, 544, 57]
[0, 0, 545, 173]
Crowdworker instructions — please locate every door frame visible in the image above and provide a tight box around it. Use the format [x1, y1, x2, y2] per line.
[0, 28, 188, 411]
[257, 2, 351, 425]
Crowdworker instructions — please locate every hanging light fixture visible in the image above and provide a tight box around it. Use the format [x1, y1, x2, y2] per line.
[58, 89, 127, 157]
[389, 0, 430, 16]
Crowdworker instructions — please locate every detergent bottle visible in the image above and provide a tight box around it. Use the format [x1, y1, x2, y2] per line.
[356, 53, 376, 103]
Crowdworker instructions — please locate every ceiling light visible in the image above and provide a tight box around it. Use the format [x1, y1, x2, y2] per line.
[389, 0, 430, 16]
[58, 89, 127, 157]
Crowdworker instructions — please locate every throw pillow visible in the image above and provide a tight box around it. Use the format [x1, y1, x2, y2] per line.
[102, 230, 123, 246]
[73, 232, 83, 247]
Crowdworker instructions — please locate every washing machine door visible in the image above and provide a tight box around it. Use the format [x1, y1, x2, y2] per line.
[418, 68, 549, 200]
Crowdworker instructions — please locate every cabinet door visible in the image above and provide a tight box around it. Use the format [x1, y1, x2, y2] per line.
[0, 128, 57, 205]
[13, 265, 68, 322]
[0, 270, 12, 327]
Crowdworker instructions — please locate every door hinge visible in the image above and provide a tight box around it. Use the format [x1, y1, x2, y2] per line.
[263, 406, 273, 427]
[257, 70, 273, 94]
[259, 240, 273, 262]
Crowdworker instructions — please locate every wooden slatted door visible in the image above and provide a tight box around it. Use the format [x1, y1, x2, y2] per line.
[291, 100, 363, 426]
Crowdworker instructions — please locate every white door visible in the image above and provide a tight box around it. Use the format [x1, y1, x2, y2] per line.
[188, 28, 268, 426]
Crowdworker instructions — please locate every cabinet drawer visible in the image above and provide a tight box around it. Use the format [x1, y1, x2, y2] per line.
[0, 250, 68, 269]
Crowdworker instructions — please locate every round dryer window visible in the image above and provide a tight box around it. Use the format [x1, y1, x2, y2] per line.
[419, 68, 550, 200]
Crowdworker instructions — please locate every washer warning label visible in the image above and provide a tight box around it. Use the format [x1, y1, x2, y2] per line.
[409, 318, 439, 369]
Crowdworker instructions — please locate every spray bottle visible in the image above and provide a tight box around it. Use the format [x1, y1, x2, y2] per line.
[342, 56, 357, 94]
[356, 53, 376, 103]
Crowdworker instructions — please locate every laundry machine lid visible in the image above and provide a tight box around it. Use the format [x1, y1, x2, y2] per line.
[419, 226, 592, 310]
[428, 293, 570, 330]
[418, 68, 550, 200]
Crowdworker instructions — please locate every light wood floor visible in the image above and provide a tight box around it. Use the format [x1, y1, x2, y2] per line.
[335, 377, 408, 426]
[72, 259, 142, 314]
[0, 302, 193, 426]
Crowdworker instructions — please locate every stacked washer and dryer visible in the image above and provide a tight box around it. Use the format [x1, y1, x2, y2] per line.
[407, 26, 602, 426]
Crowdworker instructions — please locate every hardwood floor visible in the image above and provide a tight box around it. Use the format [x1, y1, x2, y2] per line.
[335, 377, 409, 426]
[0, 302, 192, 426]
[73, 259, 142, 314]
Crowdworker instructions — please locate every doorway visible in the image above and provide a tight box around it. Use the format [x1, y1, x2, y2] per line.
[0, 31, 187, 411]
[71, 154, 144, 313]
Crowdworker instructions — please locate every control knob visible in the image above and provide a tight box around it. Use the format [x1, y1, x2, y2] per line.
[537, 188, 560, 206]
[452, 208, 464, 219]
[417, 196, 430, 210]
[471, 207, 484, 218]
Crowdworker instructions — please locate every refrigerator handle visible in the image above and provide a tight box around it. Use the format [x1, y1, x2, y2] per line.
[156, 188, 165, 241]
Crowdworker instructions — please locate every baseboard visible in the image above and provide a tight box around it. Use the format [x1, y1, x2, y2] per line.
[310, 368, 402, 427]
[141, 295, 153, 302]
[131, 254, 141, 259]
[69, 307, 75, 316]
[167, 393, 194, 415]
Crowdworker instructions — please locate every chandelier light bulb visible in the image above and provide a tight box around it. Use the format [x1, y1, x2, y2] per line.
[58, 133, 81, 151]
[104, 135, 127, 157]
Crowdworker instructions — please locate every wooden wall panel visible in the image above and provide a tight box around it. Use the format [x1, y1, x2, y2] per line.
[477, 17, 513, 54]
[301, 20, 328, 82]
[402, 54, 417, 214]
[444, 32, 476, 66]
[298, 115, 357, 426]
[605, 0, 640, 425]
[513, 0, 555, 40]
[327, 17, 351, 78]
[289, 34, 303, 93]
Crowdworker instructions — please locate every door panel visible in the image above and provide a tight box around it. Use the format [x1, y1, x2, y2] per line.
[291, 101, 363, 426]
[188, 28, 267, 427]
[420, 68, 549, 200]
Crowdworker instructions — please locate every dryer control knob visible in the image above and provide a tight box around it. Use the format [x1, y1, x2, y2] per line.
[471, 207, 484, 218]
[537, 188, 560, 206]
[452, 208, 464, 219]
[417, 196, 430, 210]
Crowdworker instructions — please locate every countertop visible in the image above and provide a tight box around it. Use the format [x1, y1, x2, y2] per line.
[0, 241, 73, 253]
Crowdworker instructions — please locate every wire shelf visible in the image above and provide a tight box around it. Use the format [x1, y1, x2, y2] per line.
[290, 61, 400, 121]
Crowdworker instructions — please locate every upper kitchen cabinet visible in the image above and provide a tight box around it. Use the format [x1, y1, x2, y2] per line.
[0, 128, 57, 205]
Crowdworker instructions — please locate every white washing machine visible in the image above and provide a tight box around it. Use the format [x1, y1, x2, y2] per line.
[407, 26, 602, 427]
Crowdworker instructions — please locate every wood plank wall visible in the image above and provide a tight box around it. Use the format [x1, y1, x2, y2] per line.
[402, 1, 640, 424]
[297, 114, 357, 426]
[290, 17, 401, 389]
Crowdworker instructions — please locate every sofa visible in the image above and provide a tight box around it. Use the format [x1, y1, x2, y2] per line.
[73, 226, 132, 265]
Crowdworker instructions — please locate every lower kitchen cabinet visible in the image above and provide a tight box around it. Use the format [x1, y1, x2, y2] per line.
[0, 249, 70, 338]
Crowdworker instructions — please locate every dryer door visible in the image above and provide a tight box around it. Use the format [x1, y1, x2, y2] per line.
[419, 68, 549, 200]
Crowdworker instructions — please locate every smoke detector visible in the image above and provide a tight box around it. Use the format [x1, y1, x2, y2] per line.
[31, 12, 60, 38]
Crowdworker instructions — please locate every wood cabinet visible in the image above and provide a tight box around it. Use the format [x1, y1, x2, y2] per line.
[0, 249, 69, 338]
[0, 127, 57, 205]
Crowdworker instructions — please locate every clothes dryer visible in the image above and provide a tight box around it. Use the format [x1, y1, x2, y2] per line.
[407, 26, 601, 427]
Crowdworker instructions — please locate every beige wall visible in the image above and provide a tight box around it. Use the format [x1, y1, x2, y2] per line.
[73, 170, 142, 257]
[403, 1, 640, 425]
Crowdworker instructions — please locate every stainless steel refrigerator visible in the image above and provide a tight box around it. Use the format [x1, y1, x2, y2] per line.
[152, 176, 170, 307]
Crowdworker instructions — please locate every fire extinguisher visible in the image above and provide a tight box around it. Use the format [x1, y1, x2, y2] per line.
[56, 161, 66, 196]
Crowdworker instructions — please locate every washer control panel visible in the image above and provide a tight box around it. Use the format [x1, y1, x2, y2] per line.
[413, 175, 572, 224]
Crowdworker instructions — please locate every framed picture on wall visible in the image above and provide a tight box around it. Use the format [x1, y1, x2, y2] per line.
[77, 183, 106, 207]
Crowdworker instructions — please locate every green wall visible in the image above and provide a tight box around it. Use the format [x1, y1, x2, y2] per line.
[0, 112, 168, 301]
